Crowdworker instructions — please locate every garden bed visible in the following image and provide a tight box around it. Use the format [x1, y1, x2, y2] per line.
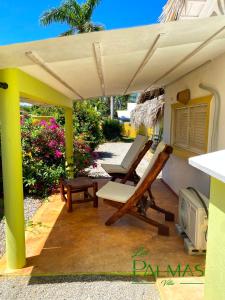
[0, 197, 42, 257]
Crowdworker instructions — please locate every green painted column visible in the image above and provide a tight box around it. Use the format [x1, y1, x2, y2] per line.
[64, 107, 74, 178]
[204, 177, 225, 300]
[0, 69, 26, 269]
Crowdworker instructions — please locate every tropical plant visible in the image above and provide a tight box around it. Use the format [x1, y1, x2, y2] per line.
[40, 0, 104, 36]
[86, 96, 130, 118]
[102, 119, 122, 141]
[27, 105, 65, 126]
[73, 100, 103, 149]
[88, 97, 110, 117]
[21, 115, 97, 197]
[21, 101, 104, 150]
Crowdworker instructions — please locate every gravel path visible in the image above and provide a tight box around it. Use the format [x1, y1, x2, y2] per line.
[0, 276, 160, 300]
[0, 197, 42, 257]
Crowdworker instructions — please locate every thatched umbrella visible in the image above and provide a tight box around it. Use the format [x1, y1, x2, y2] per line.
[130, 96, 164, 129]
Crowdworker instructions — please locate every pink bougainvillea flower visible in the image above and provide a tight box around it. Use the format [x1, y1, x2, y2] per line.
[39, 120, 47, 126]
[49, 118, 56, 124]
[48, 140, 57, 148]
[55, 150, 63, 158]
[84, 145, 91, 152]
[49, 124, 59, 130]
[20, 116, 25, 125]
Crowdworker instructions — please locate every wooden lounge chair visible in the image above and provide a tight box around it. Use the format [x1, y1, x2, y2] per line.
[97, 142, 174, 236]
[101, 134, 150, 183]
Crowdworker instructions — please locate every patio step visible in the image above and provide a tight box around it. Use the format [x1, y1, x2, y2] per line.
[156, 277, 204, 300]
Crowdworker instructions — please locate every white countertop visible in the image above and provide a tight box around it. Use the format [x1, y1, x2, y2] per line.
[189, 150, 225, 183]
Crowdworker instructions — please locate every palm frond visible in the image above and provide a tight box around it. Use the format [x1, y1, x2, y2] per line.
[40, 0, 103, 34]
[40, 7, 69, 26]
[60, 28, 76, 36]
[40, 1, 82, 26]
[82, 0, 101, 20]
[65, 0, 82, 17]
[78, 22, 104, 33]
[88, 23, 104, 31]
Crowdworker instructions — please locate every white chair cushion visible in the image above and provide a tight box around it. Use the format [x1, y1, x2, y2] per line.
[135, 141, 166, 190]
[96, 181, 135, 203]
[121, 134, 148, 170]
[101, 163, 127, 174]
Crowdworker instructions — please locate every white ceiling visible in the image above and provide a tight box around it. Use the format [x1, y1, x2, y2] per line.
[1, 15, 225, 100]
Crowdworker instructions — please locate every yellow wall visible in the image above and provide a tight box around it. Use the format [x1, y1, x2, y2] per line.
[18, 69, 72, 108]
[122, 122, 153, 138]
[204, 177, 225, 300]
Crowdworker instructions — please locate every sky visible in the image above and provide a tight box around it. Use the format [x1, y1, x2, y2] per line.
[0, 0, 167, 45]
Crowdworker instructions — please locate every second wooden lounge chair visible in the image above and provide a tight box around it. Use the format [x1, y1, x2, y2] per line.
[101, 134, 152, 183]
[97, 142, 174, 236]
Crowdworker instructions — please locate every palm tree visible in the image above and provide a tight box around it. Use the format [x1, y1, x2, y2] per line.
[40, 0, 104, 36]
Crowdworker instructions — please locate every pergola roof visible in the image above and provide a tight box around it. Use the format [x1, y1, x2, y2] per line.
[1, 16, 225, 100]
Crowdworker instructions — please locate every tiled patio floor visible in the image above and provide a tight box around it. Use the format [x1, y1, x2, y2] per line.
[0, 179, 205, 277]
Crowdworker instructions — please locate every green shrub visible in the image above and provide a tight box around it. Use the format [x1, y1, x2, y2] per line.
[73, 101, 103, 149]
[21, 115, 97, 197]
[102, 119, 122, 141]
[24, 101, 104, 150]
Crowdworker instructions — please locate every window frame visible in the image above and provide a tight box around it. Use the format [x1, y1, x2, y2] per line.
[171, 95, 212, 159]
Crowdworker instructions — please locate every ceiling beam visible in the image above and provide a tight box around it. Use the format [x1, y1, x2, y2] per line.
[25, 51, 84, 100]
[144, 25, 225, 92]
[123, 34, 163, 95]
[93, 42, 105, 97]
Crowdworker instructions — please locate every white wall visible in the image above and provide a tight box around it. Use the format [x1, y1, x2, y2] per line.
[163, 51, 225, 197]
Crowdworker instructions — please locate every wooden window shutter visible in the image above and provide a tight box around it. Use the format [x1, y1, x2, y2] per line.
[174, 107, 189, 148]
[189, 104, 208, 154]
[172, 96, 211, 157]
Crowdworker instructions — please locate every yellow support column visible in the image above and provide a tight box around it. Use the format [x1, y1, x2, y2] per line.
[204, 177, 225, 300]
[64, 107, 74, 178]
[0, 69, 26, 269]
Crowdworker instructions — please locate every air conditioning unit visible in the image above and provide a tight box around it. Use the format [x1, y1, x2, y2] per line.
[178, 188, 209, 251]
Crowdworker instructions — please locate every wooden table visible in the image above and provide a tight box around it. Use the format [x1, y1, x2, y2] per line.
[60, 177, 98, 212]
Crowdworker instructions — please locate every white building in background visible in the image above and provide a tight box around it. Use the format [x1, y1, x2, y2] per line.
[160, 0, 225, 23]
[117, 93, 139, 122]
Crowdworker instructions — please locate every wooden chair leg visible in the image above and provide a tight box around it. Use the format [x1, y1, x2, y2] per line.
[147, 188, 174, 221]
[148, 188, 154, 200]
[105, 206, 169, 235]
[150, 203, 175, 222]
[128, 210, 169, 236]
[67, 185, 72, 212]
[104, 200, 170, 236]
[60, 178, 66, 202]
[84, 188, 88, 199]
[93, 182, 98, 208]
[105, 206, 128, 226]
